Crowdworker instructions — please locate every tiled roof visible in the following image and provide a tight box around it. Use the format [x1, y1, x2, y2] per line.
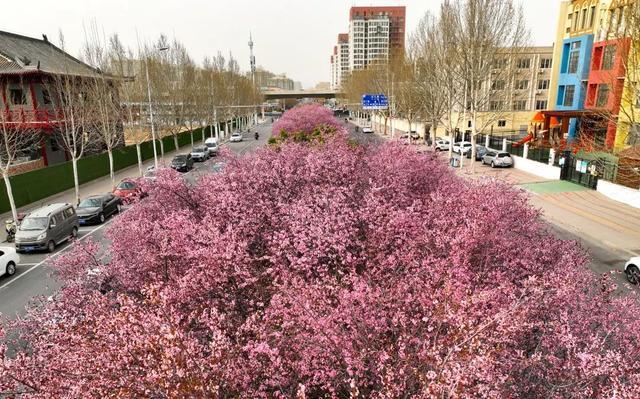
[0, 30, 100, 77]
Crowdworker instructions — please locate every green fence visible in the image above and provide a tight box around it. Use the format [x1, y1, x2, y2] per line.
[0, 127, 205, 214]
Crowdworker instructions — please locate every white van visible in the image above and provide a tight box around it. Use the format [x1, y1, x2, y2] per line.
[204, 137, 219, 156]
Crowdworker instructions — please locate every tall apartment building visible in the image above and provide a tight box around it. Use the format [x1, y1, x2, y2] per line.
[330, 6, 405, 85]
[330, 34, 349, 89]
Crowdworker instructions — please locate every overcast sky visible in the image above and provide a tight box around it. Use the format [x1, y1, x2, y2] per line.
[3, 0, 560, 88]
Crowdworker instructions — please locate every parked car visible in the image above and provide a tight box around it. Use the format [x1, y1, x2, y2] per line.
[362, 126, 374, 134]
[453, 141, 473, 155]
[113, 178, 146, 200]
[76, 194, 122, 225]
[230, 132, 243, 142]
[435, 139, 451, 152]
[170, 154, 194, 172]
[624, 257, 640, 284]
[481, 151, 513, 168]
[466, 145, 489, 160]
[0, 246, 19, 277]
[143, 168, 157, 181]
[204, 138, 219, 156]
[190, 146, 209, 162]
[15, 203, 79, 253]
[211, 161, 227, 173]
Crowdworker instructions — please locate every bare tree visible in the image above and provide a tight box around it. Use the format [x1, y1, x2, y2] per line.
[450, 0, 530, 169]
[0, 90, 40, 222]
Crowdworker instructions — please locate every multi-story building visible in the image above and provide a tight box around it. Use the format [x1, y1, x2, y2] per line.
[330, 6, 405, 82]
[0, 30, 120, 169]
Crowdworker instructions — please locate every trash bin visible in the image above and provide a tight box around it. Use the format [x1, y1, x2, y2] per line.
[450, 157, 460, 167]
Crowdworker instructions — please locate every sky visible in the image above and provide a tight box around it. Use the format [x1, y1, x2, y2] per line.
[2, 0, 561, 89]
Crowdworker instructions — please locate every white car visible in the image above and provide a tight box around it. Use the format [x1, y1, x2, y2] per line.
[624, 257, 640, 284]
[362, 126, 374, 134]
[204, 138, 219, 156]
[435, 139, 451, 152]
[453, 141, 473, 155]
[230, 132, 243, 142]
[0, 246, 19, 277]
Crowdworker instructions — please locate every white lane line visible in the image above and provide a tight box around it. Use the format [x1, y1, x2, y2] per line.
[17, 263, 38, 267]
[0, 218, 115, 291]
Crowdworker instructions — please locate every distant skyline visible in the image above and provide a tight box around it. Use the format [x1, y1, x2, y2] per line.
[1, 0, 561, 89]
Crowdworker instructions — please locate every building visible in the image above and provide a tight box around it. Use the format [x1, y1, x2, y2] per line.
[0, 30, 120, 170]
[330, 6, 405, 83]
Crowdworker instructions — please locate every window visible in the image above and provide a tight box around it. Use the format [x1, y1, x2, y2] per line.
[627, 123, 640, 145]
[589, 6, 596, 27]
[497, 120, 507, 127]
[573, 11, 579, 30]
[602, 45, 616, 70]
[517, 58, 531, 69]
[9, 88, 26, 105]
[537, 79, 550, 90]
[635, 83, 640, 107]
[493, 58, 507, 69]
[467, 120, 472, 128]
[596, 84, 610, 107]
[568, 49, 580, 74]
[535, 100, 548, 110]
[41, 88, 52, 105]
[513, 100, 527, 111]
[540, 58, 552, 68]
[491, 80, 505, 90]
[581, 8, 587, 29]
[563, 85, 576, 106]
[490, 101, 504, 111]
[515, 80, 529, 90]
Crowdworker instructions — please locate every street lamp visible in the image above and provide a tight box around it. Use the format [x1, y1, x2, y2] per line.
[145, 46, 169, 170]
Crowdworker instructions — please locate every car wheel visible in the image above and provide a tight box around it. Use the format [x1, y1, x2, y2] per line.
[47, 240, 56, 253]
[71, 227, 78, 239]
[6, 261, 16, 276]
[626, 265, 640, 284]
[491, 161, 495, 168]
[99, 213, 105, 224]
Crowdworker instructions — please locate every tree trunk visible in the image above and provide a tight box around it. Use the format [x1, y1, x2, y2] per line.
[159, 137, 165, 158]
[136, 143, 143, 177]
[432, 119, 439, 149]
[3, 171, 18, 224]
[173, 133, 179, 152]
[190, 130, 194, 147]
[107, 148, 115, 189]
[470, 110, 478, 173]
[72, 157, 80, 205]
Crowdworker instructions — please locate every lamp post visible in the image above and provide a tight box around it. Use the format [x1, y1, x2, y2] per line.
[145, 46, 169, 170]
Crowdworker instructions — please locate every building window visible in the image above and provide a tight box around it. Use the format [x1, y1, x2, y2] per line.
[513, 100, 527, 111]
[563, 85, 576, 106]
[589, 6, 596, 27]
[489, 101, 504, 111]
[9, 88, 27, 105]
[497, 120, 507, 127]
[568, 48, 580, 74]
[627, 123, 640, 145]
[467, 120, 472, 128]
[537, 79, 550, 90]
[535, 100, 548, 110]
[602, 45, 616, 70]
[41, 88, 52, 105]
[493, 58, 507, 69]
[596, 84, 610, 107]
[517, 58, 531, 69]
[635, 82, 640, 107]
[515, 80, 529, 90]
[540, 58, 552, 68]
[491, 80, 505, 90]
[581, 8, 587, 29]
[573, 11, 579, 31]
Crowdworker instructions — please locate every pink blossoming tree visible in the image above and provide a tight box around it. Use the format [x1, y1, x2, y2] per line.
[1, 108, 640, 397]
[272, 103, 343, 136]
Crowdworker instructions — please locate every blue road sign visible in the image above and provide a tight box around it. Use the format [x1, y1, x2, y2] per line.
[362, 94, 389, 110]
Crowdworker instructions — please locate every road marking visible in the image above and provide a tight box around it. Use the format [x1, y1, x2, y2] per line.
[17, 263, 38, 267]
[0, 217, 117, 292]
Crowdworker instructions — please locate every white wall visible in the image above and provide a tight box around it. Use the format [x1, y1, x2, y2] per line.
[597, 180, 640, 209]
[512, 155, 561, 180]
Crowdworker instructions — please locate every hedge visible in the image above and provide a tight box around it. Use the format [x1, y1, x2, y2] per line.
[0, 127, 206, 215]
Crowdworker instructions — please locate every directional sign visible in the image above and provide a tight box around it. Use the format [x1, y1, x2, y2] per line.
[362, 94, 389, 110]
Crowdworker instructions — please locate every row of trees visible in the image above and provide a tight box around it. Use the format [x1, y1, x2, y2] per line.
[0, 27, 261, 221]
[343, 0, 528, 164]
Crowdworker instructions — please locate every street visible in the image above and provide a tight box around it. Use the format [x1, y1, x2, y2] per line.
[0, 122, 273, 319]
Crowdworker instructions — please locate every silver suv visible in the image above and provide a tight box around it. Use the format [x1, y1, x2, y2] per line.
[15, 203, 79, 253]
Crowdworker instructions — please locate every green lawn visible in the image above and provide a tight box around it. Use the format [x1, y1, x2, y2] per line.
[518, 180, 590, 194]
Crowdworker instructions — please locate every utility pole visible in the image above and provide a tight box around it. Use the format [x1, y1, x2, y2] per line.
[248, 32, 256, 88]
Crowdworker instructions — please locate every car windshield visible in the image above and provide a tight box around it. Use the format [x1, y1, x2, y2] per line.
[78, 198, 102, 208]
[117, 181, 136, 190]
[193, 148, 206, 153]
[20, 217, 48, 231]
[232, 133, 241, 136]
[498, 153, 511, 158]
[174, 155, 187, 162]
[206, 143, 217, 148]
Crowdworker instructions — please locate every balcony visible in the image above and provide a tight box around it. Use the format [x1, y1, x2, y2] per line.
[1, 108, 65, 130]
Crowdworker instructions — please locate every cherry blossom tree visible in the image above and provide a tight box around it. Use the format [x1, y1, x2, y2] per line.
[2, 109, 640, 397]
